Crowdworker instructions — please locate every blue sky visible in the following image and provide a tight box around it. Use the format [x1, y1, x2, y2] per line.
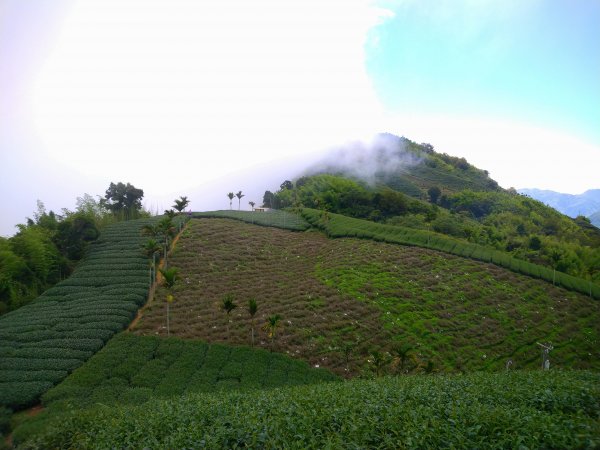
[367, 1, 600, 144]
[1, 0, 599, 236]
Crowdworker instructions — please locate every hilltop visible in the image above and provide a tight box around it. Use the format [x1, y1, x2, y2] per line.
[264, 135, 600, 285]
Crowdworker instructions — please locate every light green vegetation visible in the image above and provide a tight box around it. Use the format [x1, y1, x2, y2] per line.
[193, 209, 309, 231]
[301, 208, 600, 299]
[13, 370, 600, 449]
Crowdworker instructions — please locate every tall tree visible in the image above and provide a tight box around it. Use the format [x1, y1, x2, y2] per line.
[249, 201, 256, 211]
[428, 186, 442, 204]
[262, 191, 276, 209]
[227, 192, 234, 210]
[103, 182, 144, 220]
[221, 294, 237, 338]
[235, 191, 245, 210]
[159, 267, 178, 336]
[247, 298, 258, 346]
[280, 180, 293, 190]
[262, 314, 281, 350]
[173, 196, 190, 213]
[392, 344, 414, 374]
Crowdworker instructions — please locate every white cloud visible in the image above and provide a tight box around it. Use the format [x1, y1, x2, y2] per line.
[383, 114, 600, 194]
[30, 0, 391, 190]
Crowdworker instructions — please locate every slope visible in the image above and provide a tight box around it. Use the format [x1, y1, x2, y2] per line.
[132, 218, 600, 375]
[14, 370, 600, 449]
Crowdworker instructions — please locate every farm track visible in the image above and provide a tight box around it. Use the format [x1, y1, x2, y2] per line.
[133, 218, 600, 376]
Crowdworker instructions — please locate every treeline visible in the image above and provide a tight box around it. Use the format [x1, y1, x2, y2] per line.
[262, 174, 600, 283]
[0, 182, 147, 315]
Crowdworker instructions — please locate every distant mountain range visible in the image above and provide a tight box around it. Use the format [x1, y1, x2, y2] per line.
[519, 188, 600, 227]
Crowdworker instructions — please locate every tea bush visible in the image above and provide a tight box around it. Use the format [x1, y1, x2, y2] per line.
[14, 370, 600, 449]
[193, 210, 310, 231]
[39, 333, 338, 409]
[0, 216, 176, 409]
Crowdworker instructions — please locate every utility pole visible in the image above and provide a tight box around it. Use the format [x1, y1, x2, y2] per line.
[537, 342, 553, 370]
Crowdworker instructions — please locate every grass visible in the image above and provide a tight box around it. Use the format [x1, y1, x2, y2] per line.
[300, 208, 600, 299]
[132, 218, 600, 375]
[13, 370, 600, 449]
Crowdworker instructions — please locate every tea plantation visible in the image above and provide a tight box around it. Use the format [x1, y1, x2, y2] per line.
[300, 208, 600, 299]
[40, 333, 337, 409]
[193, 209, 310, 231]
[0, 217, 161, 410]
[13, 370, 600, 449]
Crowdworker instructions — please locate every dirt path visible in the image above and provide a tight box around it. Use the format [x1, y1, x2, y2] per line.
[128, 221, 188, 331]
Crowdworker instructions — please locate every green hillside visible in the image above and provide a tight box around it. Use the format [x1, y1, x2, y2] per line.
[4, 211, 600, 448]
[132, 218, 600, 375]
[267, 170, 600, 284]
[14, 370, 600, 449]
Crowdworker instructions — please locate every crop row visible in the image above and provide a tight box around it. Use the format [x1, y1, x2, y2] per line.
[301, 208, 600, 299]
[14, 370, 600, 449]
[38, 333, 337, 411]
[0, 217, 166, 410]
[193, 210, 310, 231]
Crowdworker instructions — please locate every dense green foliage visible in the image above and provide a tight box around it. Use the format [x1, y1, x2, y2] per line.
[0, 186, 155, 315]
[101, 181, 145, 220]
[192, 210, 309, 231]
[14, 370, 600, 449]
[300, 208, 600, 299]
[0, 202, 101, 315]
[38, 333, 337, 410]
[0, 217, 163, 410]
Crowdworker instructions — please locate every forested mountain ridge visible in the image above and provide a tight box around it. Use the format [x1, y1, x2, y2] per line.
[264, 135, 600, 283]
[519, 188, 600, 227]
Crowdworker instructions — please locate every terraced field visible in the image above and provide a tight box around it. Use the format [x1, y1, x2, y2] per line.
[133, 218, 600, 375]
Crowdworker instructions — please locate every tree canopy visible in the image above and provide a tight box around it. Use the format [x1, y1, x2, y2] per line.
[103, 182, 144, 219]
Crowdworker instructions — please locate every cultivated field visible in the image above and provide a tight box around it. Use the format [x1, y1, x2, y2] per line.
[133, 218, 600, 375]
[14, 370, 600, 449]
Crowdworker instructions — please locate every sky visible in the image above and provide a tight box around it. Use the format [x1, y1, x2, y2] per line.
[1, 0, 599, 236]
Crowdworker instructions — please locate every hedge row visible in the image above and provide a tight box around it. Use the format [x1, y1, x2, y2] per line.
[193, 210, 310, 231]
[301, 208, 600, 299]
[40, 333, 338, 409]
[0, 217, 167, 410]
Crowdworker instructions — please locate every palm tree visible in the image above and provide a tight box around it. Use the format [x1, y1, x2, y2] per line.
[248, 298, 258, 346]
[143, 239, 162, 283]
[249, 201, 256, 211]
[370, 351, 391, 377]
[173, 196, 190, 213]
[159, 268, 178, 336]
[262, 314, 281, 351]
[235, 191, 245, 210]
[141, 223, 161, 238]
[160, 267, 178, 288]
[221, 294, 237, 338]
[392, 344, 414, 374]
[227, 192, 234, 210]
[157, 217, 176, 269]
